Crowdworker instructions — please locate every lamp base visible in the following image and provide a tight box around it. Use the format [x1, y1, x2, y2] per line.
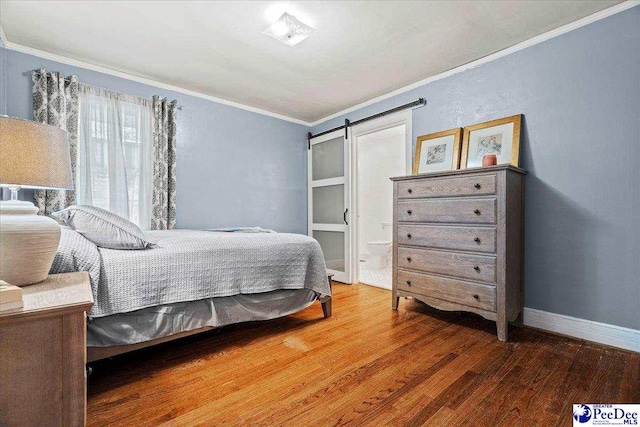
[0, 200, 61, 286]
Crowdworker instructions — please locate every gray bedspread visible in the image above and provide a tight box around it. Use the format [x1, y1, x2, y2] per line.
[52, 228, 330, 318]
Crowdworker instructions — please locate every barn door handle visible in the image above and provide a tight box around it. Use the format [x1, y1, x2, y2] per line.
[343, 209, 349, 225]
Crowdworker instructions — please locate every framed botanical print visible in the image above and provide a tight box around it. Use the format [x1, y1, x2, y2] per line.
[461, 114, 522, 168]
[413, 128, 462, 174]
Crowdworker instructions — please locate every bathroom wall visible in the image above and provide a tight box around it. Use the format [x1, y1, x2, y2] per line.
[357, 125, 406, 257]
[311, 6, 640, 330]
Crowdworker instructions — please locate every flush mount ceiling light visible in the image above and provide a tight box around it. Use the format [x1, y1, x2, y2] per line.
[262, 12, 314, 47]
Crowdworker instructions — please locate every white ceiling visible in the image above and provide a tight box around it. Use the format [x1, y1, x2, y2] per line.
[0, 1, 622, 123]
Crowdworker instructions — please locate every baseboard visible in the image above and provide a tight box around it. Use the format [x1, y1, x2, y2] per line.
[523, 308, 640, 353]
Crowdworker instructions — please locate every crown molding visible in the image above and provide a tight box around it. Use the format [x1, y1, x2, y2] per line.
[2, 1, 638, 128]
[309, 0, 640, 127]
[0, 30, 310, 126]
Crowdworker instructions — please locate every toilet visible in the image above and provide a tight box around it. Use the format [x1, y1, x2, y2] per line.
[367, 241, 391, 269]
[367, 222, 392, 269]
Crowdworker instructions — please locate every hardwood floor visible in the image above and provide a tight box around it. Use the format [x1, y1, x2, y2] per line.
[87, 283, 639, 426]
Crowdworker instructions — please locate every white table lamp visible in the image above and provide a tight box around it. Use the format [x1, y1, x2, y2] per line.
[0, 116, 73, 286]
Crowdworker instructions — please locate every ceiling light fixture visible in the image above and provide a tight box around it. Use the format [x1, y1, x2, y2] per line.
[262, 12, 314, 47]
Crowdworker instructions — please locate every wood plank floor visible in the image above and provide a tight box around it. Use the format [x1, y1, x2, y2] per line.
[87, 283, 639, 426]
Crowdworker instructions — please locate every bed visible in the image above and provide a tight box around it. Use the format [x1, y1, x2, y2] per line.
[51, 227, 332, 362]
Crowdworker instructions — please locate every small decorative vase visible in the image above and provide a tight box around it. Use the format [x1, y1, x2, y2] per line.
[482, 154, 497, 167]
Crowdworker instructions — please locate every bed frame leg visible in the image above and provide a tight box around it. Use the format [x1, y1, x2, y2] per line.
[322, 297, 332, 318]
[322, 274, 333, 318]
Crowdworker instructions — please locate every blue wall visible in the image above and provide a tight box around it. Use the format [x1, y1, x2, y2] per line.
[1, 6, 638, 330]
[0, 48, 309, 234]
[312, 7, 640, 330]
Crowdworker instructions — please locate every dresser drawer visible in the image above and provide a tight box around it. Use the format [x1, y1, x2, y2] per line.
[398, 247, 496, 283]
[397, 198, 496, 224]
[397, 270, 496, 312]
[397, 224, 496, 253]
[397, 174, 496, 199]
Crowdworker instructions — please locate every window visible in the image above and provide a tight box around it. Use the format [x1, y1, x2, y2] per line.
[77, 85, 152, 227]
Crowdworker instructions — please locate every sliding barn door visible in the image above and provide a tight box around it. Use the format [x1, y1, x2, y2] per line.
[308, 130, 351, 283]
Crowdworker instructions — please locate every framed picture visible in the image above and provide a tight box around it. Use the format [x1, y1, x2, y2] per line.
[413, 128, 462, 174]
[461, 114, 522, 168]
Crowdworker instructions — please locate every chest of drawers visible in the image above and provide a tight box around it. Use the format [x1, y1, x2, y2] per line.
[391, 165, 525, 341]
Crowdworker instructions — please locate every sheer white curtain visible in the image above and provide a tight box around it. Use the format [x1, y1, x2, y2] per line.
[77, 85, 152, 227]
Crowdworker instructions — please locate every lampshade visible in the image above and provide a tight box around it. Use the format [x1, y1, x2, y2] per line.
[0, 116, 73, 190]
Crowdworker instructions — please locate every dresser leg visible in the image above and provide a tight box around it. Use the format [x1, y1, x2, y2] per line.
[497, 319, 508, 342]
[392, 295, 399, 310]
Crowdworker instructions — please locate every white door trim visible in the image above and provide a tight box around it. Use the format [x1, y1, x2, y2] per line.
[349, 110, 412, 285]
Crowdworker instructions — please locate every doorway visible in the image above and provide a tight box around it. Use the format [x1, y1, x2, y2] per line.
[351, 111, 412, 288]
[308, 111, 412, 285]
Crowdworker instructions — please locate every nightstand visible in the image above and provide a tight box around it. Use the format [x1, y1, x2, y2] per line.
[0, 272, 93, 427]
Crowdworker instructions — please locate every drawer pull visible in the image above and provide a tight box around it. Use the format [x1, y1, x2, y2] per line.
[406, 280, 412, 286]
[406, 257, 412, 263]
[473, 294, 479, 299]
[474, 237, 481, 243]
[474, 266, 480, 271]
[407, 209, 412, 215]
[474, 209, 481, 215]
[407, 188, 412, 194]
[407, 233, 412, 239]
[474, 183, 481, 189]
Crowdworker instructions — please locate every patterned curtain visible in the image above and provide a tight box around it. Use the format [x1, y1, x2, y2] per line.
[32, 69, 80, 215]
[150, 96, 177, 230]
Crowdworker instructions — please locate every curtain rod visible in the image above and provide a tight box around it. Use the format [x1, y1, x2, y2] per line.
[32, 70, 75, 82]
[31, 70, 183, 110]
[307, 98, 426, 144]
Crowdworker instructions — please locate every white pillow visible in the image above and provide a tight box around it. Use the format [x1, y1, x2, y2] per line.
[52, 205, 153, 250]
